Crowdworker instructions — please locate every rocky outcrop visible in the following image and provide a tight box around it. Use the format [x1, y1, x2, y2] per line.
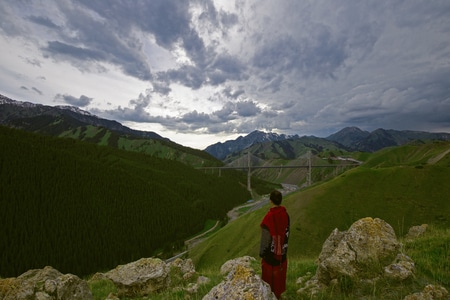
[89, 257, 206, 297]
[298, 217, 415, 297]
[93, 257, 170, 297]
[0, 266, 93, 300]
[203, 257, 277, 300]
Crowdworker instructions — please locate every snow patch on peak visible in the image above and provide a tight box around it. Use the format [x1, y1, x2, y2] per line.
[55, 105, 93, 116]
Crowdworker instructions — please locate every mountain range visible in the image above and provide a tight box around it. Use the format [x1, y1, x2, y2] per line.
[2, 93, 450, 162]
[206, 127, 450, 160]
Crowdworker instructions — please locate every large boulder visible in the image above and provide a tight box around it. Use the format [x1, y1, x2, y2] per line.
[0, 266, 93, 300]
[99, 257, 170, 297]
[298, 217, 416, 296]
[203, 257, 276, 300]
[316, 217, 401, 283]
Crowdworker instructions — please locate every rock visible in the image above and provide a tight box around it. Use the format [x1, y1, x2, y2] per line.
[297, 277, 327, 297]
[316, 217, 401, 283]
[169, 258, 197, 280]
[384, 253, 415, 281]
[101, 257, 170, 297]
[197, 275, 210, 285]
[298, 217, 406, 297]
[185, 282, 199, 294]
[169, 258, 196, 274]
[203, 263, 277, 300]
[0, 266, 93, 300]
[404, 284, 449, 300]
[219, 255, 256, 275]
[405, 224, 428, 240]
[296, 272, 312, 286]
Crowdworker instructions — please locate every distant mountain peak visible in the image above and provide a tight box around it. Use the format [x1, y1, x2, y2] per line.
[205, 130, 298, 160]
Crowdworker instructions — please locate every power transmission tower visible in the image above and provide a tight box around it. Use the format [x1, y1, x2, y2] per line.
[307, 150, 312, 186]
[247, 151, 251, 192]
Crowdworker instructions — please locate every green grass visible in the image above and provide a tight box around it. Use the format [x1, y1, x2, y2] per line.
[404, 226, 450, 287]
[88, 279, 117, 300]
[89, 227, 450, 299]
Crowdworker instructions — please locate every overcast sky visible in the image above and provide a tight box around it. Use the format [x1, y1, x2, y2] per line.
[1, 1, 449, 149]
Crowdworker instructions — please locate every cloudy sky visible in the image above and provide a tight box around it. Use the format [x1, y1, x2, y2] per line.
[1, 1, 450, 149]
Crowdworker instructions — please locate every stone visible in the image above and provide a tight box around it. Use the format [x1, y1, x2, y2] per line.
[169, 258, 196, 275]
[197, 275, 210, 285]
[298, 217, 407, 297]
[315, 217, 401, 284]
[0, 266, 93, 300]
[203, 263, 277, 300]
[384, 253, 415, 281]
[169, 258, 197, 281]
[403, 284, 449, 300]
[101, 257, 170, 297]
[405, 224, 428, 240]
[219, 255, 256, 275]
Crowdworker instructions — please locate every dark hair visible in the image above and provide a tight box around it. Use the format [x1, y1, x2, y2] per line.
[270, 190, 282, 205]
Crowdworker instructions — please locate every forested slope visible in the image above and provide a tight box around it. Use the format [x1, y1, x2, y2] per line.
[0, 126, 251, 277]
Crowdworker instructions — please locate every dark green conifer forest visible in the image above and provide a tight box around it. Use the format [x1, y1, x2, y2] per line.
[0, 126, 252, 277]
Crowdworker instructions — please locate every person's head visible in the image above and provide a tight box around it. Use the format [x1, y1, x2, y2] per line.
[270, 190, 282, 206]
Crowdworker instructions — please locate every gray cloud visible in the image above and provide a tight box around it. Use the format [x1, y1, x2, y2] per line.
[236, 100, 261, 117]
[1, 0, 449, 147]
[222, 87, 245, 99]
[44, 41, 105, 61]
[28, 15, 60, 29]
[56, 94, 93, 107]
[213, 102, 236, 121]
[32, 87, 43, 95]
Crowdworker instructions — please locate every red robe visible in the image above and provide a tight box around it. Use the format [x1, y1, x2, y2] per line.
[260, 206, 290, 299]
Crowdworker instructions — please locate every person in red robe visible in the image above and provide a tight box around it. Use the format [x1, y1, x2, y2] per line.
[260, 190, 290, 299]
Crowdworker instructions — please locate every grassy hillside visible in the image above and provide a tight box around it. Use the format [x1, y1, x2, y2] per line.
[1, 105, 220, 168]
[0, 126, 256, 278]
[189, 141, 450, 270]
[58, 124, 220, 168]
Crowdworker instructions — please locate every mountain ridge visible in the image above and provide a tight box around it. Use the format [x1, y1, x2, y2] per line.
[0, 94, 165, 140]
[206, 126, 450, 160]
